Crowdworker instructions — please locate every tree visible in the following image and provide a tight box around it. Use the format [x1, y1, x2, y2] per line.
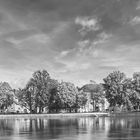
[57, 82, 78, 112]
[0, 82, 14, 110]
[122, 78, 134, 110]
[17, 70, 51, 113]
[103, 71, 127, 108]
[32, 70, 51, 113]
[131, 72, 140, 110]
[76, 88, 88, 111]
[17, 78, 37, 113]
[48, 79, 61, 113]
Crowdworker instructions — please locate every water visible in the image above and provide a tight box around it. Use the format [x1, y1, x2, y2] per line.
[0, 116, 140, 140]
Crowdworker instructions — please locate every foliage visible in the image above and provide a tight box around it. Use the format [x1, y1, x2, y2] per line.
[57, 82, 78, 112]
[15, 69, 140, 113]
[131, 72, 140, 109]
[0, 82, 14, 110]
[76, 89, 88, 108]
[103, 71, 126, 107]
[32, 70, 51, 113]
[48, 79, 61, 113]
[17, 70, 51, 113]
[17, 80, 36, 113]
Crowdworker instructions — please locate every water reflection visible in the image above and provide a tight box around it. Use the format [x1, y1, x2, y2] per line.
[0, 116, 140, 140]
[108, 117, 140, 139]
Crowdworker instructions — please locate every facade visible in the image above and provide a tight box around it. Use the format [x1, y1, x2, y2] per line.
[6, 102, 29, 114]
[6, 97, 29, 114]
[79, 83, 109, 113]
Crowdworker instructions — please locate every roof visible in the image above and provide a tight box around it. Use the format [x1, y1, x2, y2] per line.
[81, 84, 99, 92]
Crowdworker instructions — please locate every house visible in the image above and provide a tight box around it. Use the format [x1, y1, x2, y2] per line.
[79, 83, 109, 112]
[6, 96, 29, 114]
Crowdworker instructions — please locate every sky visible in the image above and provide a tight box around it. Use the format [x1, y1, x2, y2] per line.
[0, 0, 140, 88]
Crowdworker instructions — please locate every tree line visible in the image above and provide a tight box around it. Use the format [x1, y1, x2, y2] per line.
[1, 70, 140, 113]
[103, 71, 140, 111]
[16, 70, 89, 113]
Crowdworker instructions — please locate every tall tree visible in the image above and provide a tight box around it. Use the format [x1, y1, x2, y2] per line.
[122, 78, 134, 110]
[57, 82, 78, 112]
[17, 70, 51, 113]
[76, 88, 88, 111]
[0, 82, 14, 110]
[32, 70, 51, 113]
[17, 78, 37, 113]
[103, 71, 126, 108]
[132, 72, 140, 110]
[48, 79, 61, 113]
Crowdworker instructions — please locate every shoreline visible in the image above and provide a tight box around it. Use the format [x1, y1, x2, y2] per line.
[0, 112, 109, 119]
[110, 111, 140, 117]
[1, 112, 140, 119]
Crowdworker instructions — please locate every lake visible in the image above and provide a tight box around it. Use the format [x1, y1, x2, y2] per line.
[0, 116, 140, 140]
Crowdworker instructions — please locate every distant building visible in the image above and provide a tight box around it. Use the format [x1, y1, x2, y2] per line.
[6, 96, 29, 114]
[79, 83, 109, 112]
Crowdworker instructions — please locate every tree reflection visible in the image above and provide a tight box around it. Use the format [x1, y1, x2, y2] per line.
[1, 117, 140, 140]
[0, 119, 14, 136]
[108, 117, 140, 139]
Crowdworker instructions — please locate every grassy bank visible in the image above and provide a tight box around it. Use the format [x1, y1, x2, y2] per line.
[0, 112, 109, 119]
[110, 111, 140, 117]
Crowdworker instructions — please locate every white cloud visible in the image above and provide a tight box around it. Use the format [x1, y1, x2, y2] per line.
[75, 16, 101, 36]
[136, 2, 140, 10]
[78, 40, 90, 52]
[29, 34, 50, 44]
[60, 50, 69, 57]
[101, 57, 125, 67]
[130, 16, 140, 25]
[92, 32, 112, 45]
[77, 32, 111, 57]
[6, 33, 51, 47]
[6, 38, 21, 45]
[54, 50, 70, 61]
[75, 17, 98, 29]
[63, 61, 90, 72]
[92, 50, 99, 58]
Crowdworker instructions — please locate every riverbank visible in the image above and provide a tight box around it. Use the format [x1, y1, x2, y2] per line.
[0, 112, 109, 119]
[110, 111, 140, 117]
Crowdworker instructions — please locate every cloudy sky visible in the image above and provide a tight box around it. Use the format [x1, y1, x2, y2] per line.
[0, 0, 140, 88]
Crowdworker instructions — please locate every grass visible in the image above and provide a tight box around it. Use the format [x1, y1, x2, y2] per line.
[0, 112, 109, 119]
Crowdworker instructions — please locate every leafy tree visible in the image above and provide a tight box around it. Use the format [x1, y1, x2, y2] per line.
[17, 78, 37, 113]
[32, 70, 51, 113]
[57, 82, 78, 112]
[103, 71, 127, 108]
[0, 82, 14, 110]
[131, 72, 140, 110]
[48, 79, 61, 113]
[122, 78, 134, 110]
[17, 70, 51, 113]
[76, 89, 88, 111]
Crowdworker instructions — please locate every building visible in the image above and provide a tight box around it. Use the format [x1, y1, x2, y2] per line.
[79, 83, 109, 112]
[6, 96, 29, 114]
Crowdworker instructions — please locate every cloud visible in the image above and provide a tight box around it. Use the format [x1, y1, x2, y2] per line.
[130, 16, 140, 25]
[75, 16, 101, 36]
[77, 32, 112, 56]
[60, 50, 69, 57]
[0, 0, 139, 88]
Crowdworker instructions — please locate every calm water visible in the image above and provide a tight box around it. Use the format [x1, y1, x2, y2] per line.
[0, 116, 140, 140]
